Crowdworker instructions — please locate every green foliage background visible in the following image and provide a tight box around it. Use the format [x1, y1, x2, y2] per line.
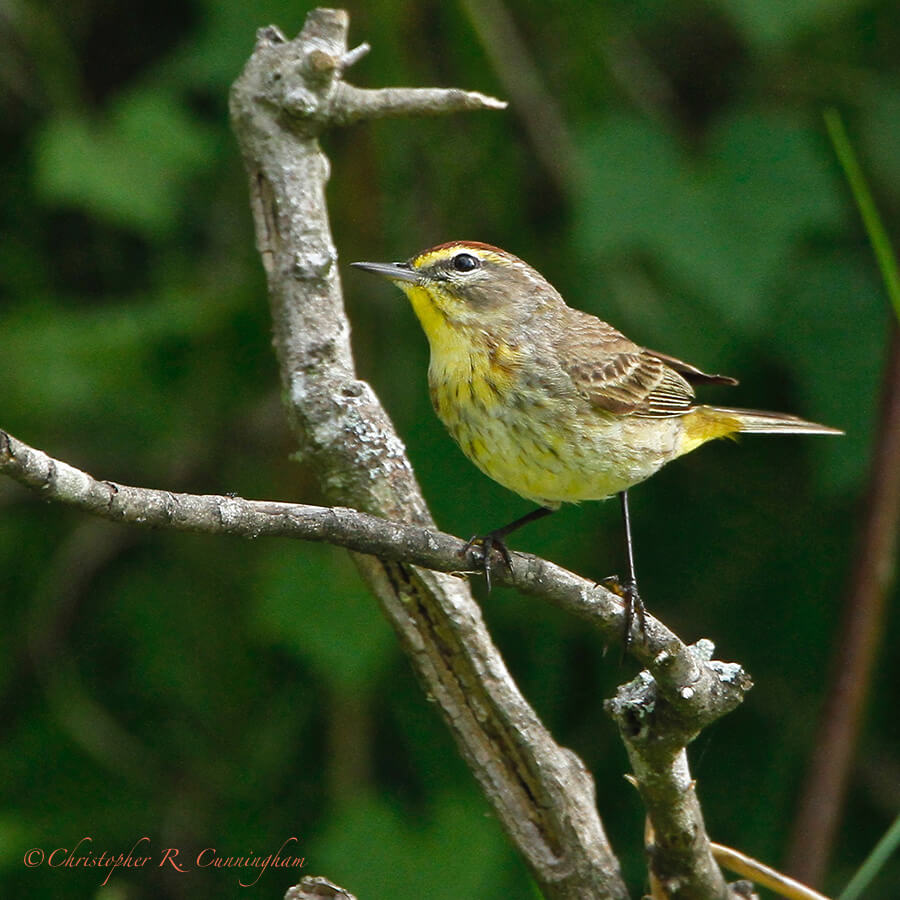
[1, 0, 898, 897]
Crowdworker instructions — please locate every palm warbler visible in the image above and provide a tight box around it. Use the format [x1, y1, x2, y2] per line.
[352, 242, 842, 639]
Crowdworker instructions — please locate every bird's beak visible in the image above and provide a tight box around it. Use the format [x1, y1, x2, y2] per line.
[350, 260, 420, 284]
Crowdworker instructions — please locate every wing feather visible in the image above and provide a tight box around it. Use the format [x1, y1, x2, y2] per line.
[644, 348, 738, 387]
[555, 311, 702, 418]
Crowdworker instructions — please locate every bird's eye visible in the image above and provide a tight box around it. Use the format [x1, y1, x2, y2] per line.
[451, 252, 480, 273]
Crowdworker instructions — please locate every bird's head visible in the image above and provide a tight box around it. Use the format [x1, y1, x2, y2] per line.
[351, 242, 562, 342]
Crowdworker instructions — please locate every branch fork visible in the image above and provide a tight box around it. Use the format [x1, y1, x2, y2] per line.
[0, 8, 784, 899]
[2, 425, 754, 899]
[235, 11, 505, 142]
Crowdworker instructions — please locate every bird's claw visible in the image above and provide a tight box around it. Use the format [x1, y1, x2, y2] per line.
[463, 532, 512, 592]
[599, 575, 647, 647]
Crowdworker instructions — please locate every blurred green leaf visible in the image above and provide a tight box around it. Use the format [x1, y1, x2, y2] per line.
[0, 286, 248, 457]
[251, 544, 396, 692]
[312, 790, 510, 900]
[770, 249, 886, 490]
[712, 0, 869, 49]
[34, 88, 216, 234]
[0, 815, 29, 867]
[577, 111, 842, 331]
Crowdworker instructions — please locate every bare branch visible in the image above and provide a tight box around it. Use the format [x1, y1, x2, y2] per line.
[2, 420, 755, 892]
[332, 82, 506, 124]
[230, 13, 505, 144]
[2, 8, 758, 897]
[1, 427, 750, 710]
[607, 643, 751, 900]
[286, 876, 357, 900]
[228, 9, 625, 899]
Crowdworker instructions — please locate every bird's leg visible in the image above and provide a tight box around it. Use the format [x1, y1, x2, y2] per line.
[463, 506, 555, 591]
[601, 491, 647, 646]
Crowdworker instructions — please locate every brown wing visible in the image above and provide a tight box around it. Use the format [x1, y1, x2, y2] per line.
[643, 348, 738, 387]
[556, 311, 698, 417]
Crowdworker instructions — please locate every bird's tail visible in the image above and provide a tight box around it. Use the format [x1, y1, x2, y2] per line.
[717, 407, 843, 435]
[680, 406, 842, 454]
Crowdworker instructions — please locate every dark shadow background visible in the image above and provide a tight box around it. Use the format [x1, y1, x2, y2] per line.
[1, 1, 898, 897]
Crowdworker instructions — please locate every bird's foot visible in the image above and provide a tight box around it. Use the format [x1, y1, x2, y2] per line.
[463, 531, 513, 592]
[599, 575, 647, 648]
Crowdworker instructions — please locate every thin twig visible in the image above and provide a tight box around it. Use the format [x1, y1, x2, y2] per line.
[286, 876, 357, 900]
[713, 843, 831, 900]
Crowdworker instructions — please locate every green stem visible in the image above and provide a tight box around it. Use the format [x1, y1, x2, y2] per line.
[823, 108, 900, 324]
[838, 811, 900, 900]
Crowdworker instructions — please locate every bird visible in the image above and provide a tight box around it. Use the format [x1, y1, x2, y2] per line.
[351, 241, 842, 642]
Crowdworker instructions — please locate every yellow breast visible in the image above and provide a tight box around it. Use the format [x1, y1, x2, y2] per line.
[399, 282, 688, 505]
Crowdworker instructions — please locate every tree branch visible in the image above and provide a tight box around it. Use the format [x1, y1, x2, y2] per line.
[712, 843, 829, 900]
[0, 8, 763, 898]
[608, 645, 750, 900]
[2, 424, 755, 898]
[229, 10, 758, 888]
[228, 9, 626, 899]
[287, 876, 357, 900]
[1, 426, 749, 706]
